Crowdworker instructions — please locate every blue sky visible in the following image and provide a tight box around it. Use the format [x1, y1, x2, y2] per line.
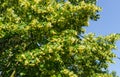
[86, 0, 120, 76]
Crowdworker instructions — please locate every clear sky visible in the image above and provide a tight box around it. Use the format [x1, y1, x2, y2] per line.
[86, 0, 120, 76]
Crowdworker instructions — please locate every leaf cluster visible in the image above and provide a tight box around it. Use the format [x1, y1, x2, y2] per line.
[0, 0, 120, 77]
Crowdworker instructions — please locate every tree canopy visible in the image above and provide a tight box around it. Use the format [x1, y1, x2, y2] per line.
[0, 0, 120, 77]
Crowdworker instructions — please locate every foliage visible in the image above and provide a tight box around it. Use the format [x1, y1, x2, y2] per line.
[0, 0, 120, 77]
[110, 71, 119, 77]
